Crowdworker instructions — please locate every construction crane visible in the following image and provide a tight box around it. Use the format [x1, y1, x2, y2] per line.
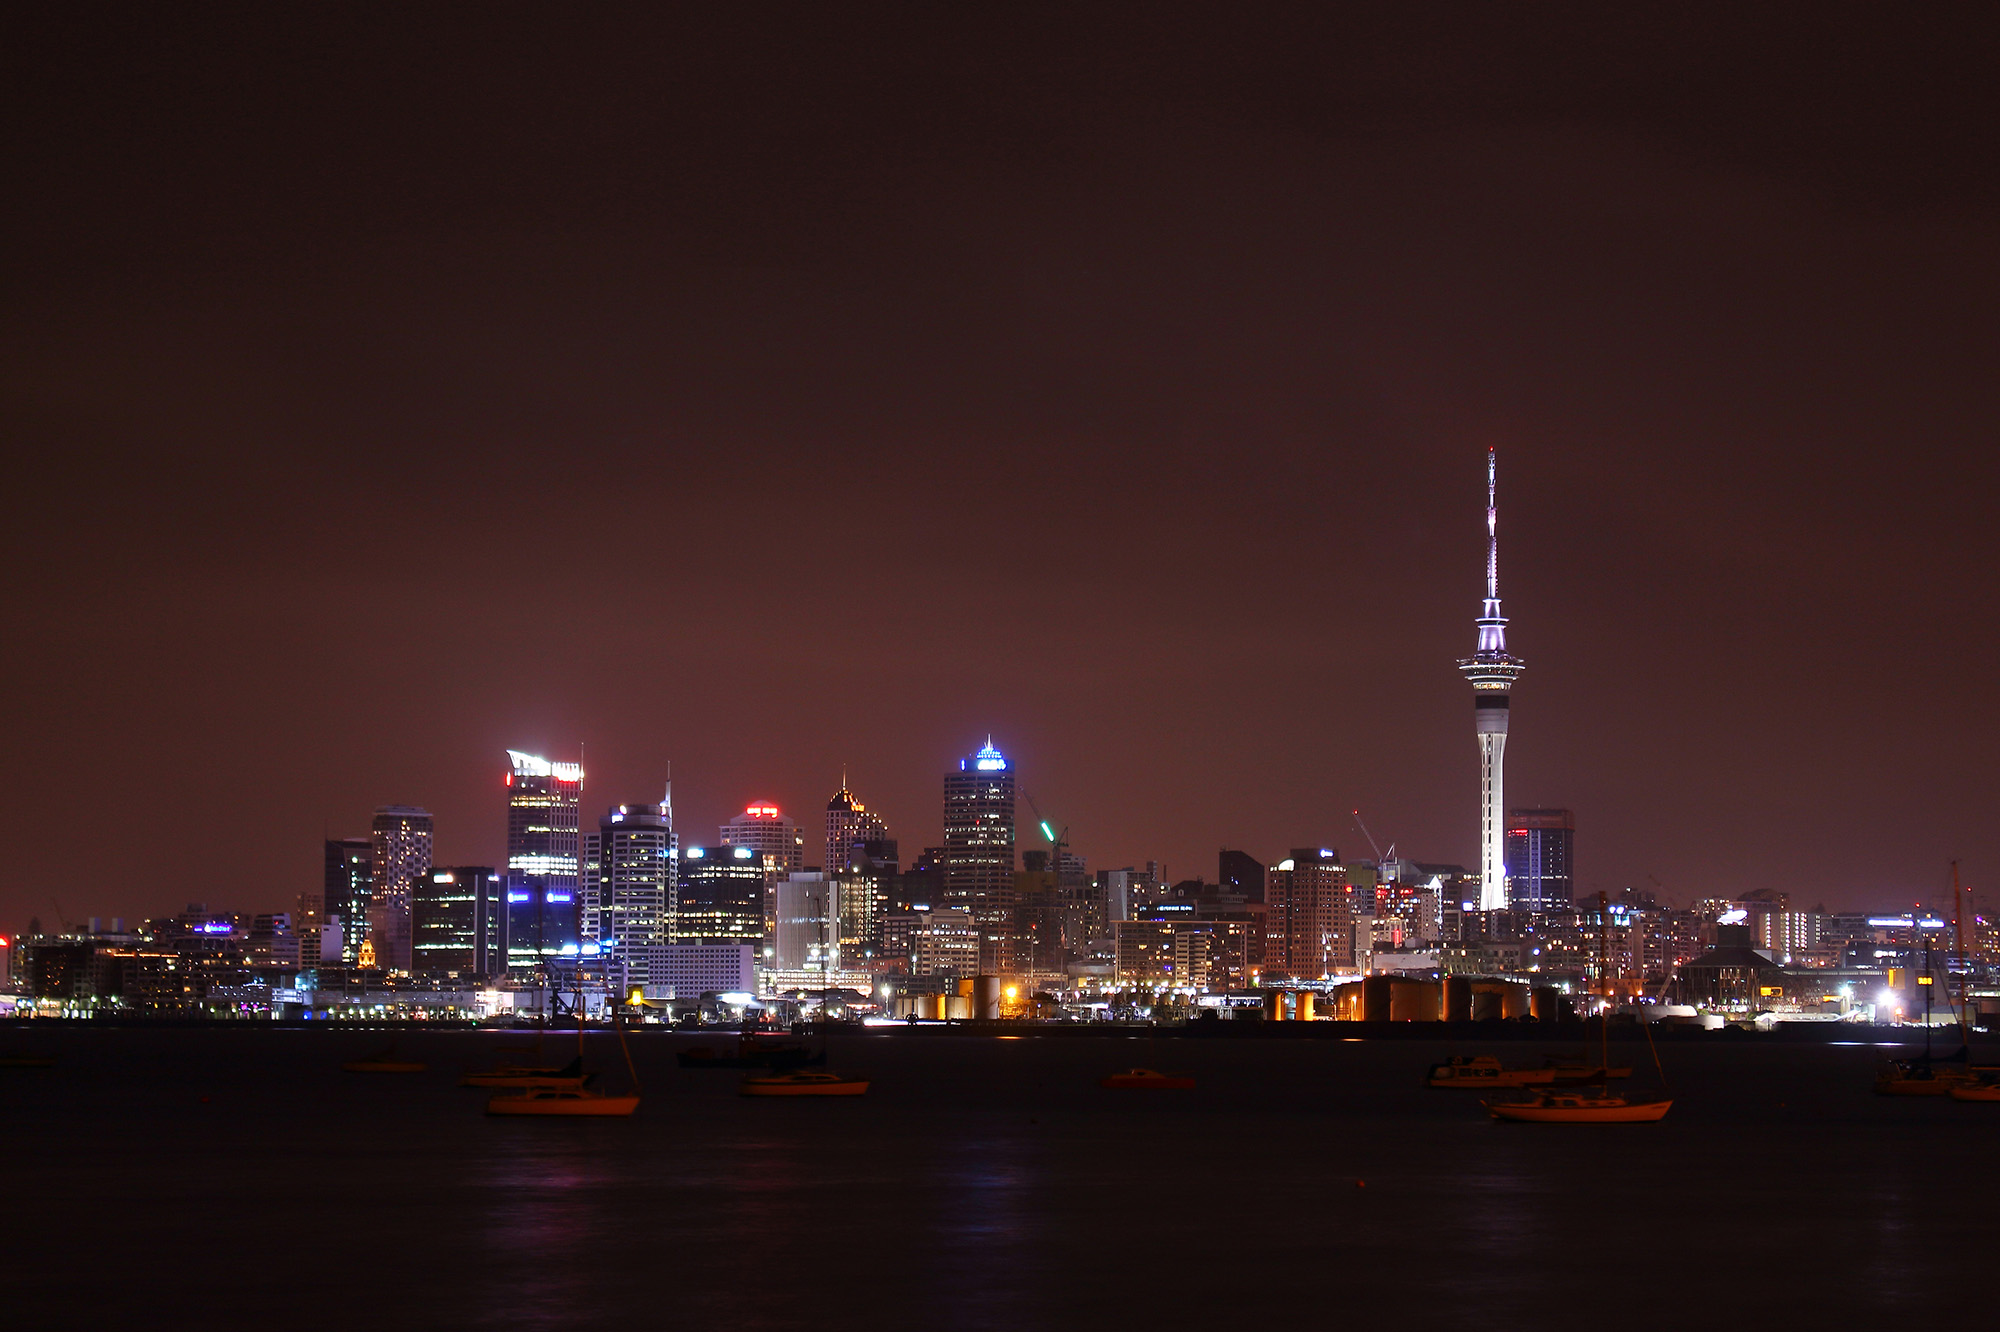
[1351, 810, 1395, 869]
[1020, 790, 1068, 873]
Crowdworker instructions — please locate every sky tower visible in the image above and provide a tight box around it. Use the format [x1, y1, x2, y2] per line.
[1457, 448, 1525, 912]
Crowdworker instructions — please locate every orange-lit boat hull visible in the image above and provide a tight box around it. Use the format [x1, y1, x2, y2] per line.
[486, 1093, 640, 1116]
[1485, 1098, 1671, 1123]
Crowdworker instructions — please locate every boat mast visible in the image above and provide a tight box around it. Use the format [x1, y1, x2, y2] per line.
[1952, 861, 1969, 1043]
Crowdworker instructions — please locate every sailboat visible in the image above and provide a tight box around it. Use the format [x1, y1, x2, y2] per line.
[461, 1055, 591, 1089]
[738, 890, 869, 1098]
[1486, 905, 1672, 1123]
[488, 994, 641, 1117]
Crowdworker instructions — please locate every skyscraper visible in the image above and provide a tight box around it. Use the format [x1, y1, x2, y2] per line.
[1457, 448, 1526, 913]
[581, 800, 676, 968]
[722, 802, 803, 870]
[414, 866, 504, 978]
[677, 844, 765, 946]
[1264, 849, 1352, 980]
[322, 836, 373, 964]
[367, 805, 432, 973]
[942, 739, 1016, 973]
[723, 801, 802, 946]
[505, 749, 583, 977]
[1219, 848, 1266, 903]
[824, 782, 888, 875]
[1506, 808, 1574, 913]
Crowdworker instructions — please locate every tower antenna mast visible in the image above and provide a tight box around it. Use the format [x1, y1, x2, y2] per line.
[1458, 447, 1526, 913]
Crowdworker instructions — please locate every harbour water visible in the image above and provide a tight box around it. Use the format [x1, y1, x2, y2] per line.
[6, 1026, 1996, 1328]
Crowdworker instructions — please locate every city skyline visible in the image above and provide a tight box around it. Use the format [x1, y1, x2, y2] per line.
[6, 7, 1998, 926]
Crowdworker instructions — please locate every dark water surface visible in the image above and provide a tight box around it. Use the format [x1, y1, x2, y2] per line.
[6, 1026, 1995, 1329]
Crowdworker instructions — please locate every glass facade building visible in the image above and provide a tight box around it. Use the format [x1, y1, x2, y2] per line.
[581, 802, 676, 979]
[505, 749, 583, 978]
[414, 866, 504, 978]
[367, 805, 433, 973]
[677, 845, 766, 947]
[942, 740, 1016, 973]
[322, 837, 373, 965]
[1506, 808, 1575, 913]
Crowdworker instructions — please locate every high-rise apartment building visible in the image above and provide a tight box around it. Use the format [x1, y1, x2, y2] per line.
[414, 866, 503, 978]
[322, 837, 373, 964]
[505, 750, 583, 977]
[824, 784, 888, 875]
[1265, 849, 1352, 980]
[677, 844, 766, 947]
[582, 801, 676, 965]
[942, 740, 1016, 973]
[367, 806, 433, 973]
[1506, 808, 1575, 913]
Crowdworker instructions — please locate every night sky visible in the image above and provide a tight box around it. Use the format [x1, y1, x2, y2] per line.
[6, 4, 1998, 926]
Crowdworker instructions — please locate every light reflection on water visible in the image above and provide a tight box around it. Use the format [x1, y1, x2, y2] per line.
[9, 1028, 2000, 1328]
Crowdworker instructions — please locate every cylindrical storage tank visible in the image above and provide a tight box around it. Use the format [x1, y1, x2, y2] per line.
[972, 975, 1003, 1021]
[1530, 986, 1562, 1021]
[1265, 990, 1285, 1021]
[1500, 982, 1530, 1019]
[1471, 986, 1502, 1021]
[1363, 975, 1393, 1022]
[1390, 978, 1443, 1021]
[1445, 976, 1473, 1022]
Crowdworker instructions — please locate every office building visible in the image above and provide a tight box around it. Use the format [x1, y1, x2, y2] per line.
[833, 837, 898, 962]
[1457, 448, 1527, 912]
[1506, 808, 1575, 913]
[505, 750, 583, 977]
[582, 800, 676, 964]
[678, 844, 765, 947]
[1219, 848, 1266, 903]
[773, 872, 836, 973]
[643, 942, 756, 998]
[414, 866, 503, 978]
[322, 837, 373, 965]
[912, 907, 980, 978]
[942, 739, 1016, 972]
[1265, 849, 1352, 979]
[367, 806, 433, 973]
[722, 802, 803, 871]
[824, 782, 889, 874]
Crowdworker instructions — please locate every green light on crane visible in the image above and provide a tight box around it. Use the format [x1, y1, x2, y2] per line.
[1040, 820, 1055, 843]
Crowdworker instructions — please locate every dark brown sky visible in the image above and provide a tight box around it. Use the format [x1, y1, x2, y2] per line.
[5, 3, 1998, 925]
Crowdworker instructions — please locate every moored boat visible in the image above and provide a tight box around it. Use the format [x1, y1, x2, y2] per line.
[1102, 1067, 1196, 1090]
[344, 1050, 425, 1074]
[1484, 1090, 1672, 1123]
[678, 1040, 823, 1070]
[462, 1056, 591, 1089]
[1948, 1082, 2000, 1102]
[1427, 1056, 1556, 1088]
[739, 1069, 869, 1097]
[1874, 1057, 1966, 1096]
[486, 1086, 640, 1116]
[1547, 1061, 1633, 1083]
[0, 1054, 58, 1069]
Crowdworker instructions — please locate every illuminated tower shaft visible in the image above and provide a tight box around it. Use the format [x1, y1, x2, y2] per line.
[1457, 449, 1525, 912]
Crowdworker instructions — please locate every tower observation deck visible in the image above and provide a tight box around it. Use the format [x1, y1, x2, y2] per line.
[1456, 448, 1525, 912]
